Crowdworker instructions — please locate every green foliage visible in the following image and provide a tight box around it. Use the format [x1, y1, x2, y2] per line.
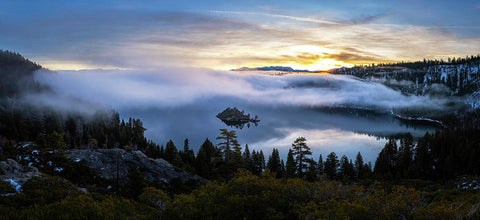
[139, 187, 170, 210]
[124, 168, 147, 199]
[21, 175, 79, 206]
[46, 131, 66, 152]
[164, 171, 480, 219]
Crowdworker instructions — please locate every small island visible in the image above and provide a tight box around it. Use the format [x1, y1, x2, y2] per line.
[216, 107, 260, 129]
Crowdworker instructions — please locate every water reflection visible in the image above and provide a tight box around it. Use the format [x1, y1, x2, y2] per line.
[120, 97, 438, 163]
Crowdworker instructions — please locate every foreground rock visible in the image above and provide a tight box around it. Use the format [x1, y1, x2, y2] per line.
[66, 148, 205, 185]
[0, 159, 41, 191]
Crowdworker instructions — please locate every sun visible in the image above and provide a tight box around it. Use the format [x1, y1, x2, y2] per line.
[289, 58, 353, 71]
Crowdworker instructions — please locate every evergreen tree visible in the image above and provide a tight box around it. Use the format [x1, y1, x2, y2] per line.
[181, 138, 196, 173]
[251, 150, 265, 175]
[339, 155, 354, 182]
[398, 133, 414, 178]
[374, 138, 398, 179]
[324, 152, 339, 180]
[216, 129, 242, 178]
[279, 159, 285, 178]
[124, 168, 147, 199]
[216, 129, 240, 163]
[46, 131, 67, 153]
[242, 144, 254, 173]
[231, 142, 245, 173]
[413, 132, 433, 179]
[164, 140, 183, 168]
[285, 149, 296, 178]
[291, 137, 312, 178]
[159, 145, 165, 158]
[354, 152, 365, 179]
[267, 148, 282, 178]
[305, 159, 318, 181]
[318, 154, 324, 176]
[195, 139, 217, 179]
[145, 143, 161, 159]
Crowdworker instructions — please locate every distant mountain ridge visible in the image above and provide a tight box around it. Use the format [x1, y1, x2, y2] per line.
[231, 66, 321, 73]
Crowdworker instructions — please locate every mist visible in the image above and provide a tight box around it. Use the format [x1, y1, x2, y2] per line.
[34, 68, 454, 111]
[32, 67, 450, 162]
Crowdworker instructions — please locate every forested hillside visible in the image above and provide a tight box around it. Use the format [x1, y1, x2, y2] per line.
[330, 55, 480, 99]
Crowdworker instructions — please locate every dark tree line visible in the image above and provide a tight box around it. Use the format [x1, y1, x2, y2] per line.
[145, 132, 268, 181]
[373, 130, 480, 180]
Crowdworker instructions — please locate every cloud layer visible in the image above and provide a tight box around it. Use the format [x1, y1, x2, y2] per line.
[34, 68, 456, 113]
[1, 2, 479, 71]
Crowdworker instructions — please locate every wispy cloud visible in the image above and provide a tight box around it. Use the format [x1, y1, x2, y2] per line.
[210, 10, 340, 25]
[1, 8, 479, 70]
[324, 52, 378, 63]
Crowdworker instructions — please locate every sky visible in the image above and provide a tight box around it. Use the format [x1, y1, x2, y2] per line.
[1, 0, 480, 70]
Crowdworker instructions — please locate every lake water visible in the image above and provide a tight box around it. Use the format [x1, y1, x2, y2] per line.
[121, 98, 437, 163]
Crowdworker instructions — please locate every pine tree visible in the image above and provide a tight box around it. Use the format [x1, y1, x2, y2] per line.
[305, 159, 318, 181]
[124, 168, 147, 199]
[251, 150, 265, 175]
[285, 149, 296, 178]
[164, 140, 183, 167]
[181, 138, 196, 172]
[267, 148, 282, 178]
[279, 159, 285, 178]
[291, 137, 312, 178]
[413, 132, 432, 179]
[339, 155, 354, 182]
[216, 129, 242, 178]
[46, 131, 66, 153]
[243, 144, 254, 172]
[398, 133, 414, 178]
[374, 138, 398, 179]
[159, 145, 165, 158]
[324, 152, 339, 180]
[354, 152, 364, 179]
[318, 154, 324, 176]
[195, 139, 217, 179]
[216, 129, 240, 163]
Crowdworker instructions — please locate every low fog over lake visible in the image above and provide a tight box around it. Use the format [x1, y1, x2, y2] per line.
[34, 68, 442, 162]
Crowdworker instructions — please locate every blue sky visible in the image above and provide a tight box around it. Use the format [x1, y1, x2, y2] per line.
[1, 0, 479, 70]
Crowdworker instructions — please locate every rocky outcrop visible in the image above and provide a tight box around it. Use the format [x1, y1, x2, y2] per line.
[0, 159, 41, 190]
[66, 148, 205, 185]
